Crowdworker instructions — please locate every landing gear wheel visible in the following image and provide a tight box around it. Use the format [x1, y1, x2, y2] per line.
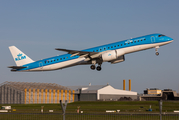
[155, 52, 159, 56]
[90, 65, 96, 70]
[96, 66, 102, 71]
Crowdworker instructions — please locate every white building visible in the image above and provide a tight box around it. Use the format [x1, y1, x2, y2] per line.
[67, 84, 137, 101]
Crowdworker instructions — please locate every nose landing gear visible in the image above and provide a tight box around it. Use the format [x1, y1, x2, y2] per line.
[155, 52, 159, 56]
[155, 46, 160, 56]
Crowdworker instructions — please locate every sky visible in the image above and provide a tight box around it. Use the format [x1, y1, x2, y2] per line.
[0, 0, 179, 93]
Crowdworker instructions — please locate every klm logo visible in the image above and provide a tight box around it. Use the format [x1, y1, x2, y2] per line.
[108, 54, 111, 56]
[15, 53, 26, 61]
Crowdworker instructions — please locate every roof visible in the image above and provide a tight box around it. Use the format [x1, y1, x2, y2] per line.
[67, 85, 108, 93]
[67, 84, 138, 95]
[0, 81, 71, 91]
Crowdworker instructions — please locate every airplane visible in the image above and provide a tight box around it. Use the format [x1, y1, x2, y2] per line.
[8, 33, 173, 72]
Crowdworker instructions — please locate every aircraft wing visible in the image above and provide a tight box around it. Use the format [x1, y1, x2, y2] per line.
[8, 66, 27, 69]
[55, 48, 99, 57]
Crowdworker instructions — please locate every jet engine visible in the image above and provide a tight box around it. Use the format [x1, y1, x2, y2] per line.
[110, 55, 125, 64]
[101, 50, 125, 62]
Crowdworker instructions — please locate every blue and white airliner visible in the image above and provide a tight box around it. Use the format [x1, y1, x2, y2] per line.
[8, 33, 173, 72]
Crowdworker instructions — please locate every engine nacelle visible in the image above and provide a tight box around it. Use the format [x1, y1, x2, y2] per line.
[101, 50, 125, 62]
[110, 55, 125, 64]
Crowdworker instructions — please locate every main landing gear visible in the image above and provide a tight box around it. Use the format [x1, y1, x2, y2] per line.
[90, 64, 102, 71]
[90, 64, 96, 70]
[155, 46, 160, 56]
[90, 60, 102, 71]
[96, 66, 102, 71]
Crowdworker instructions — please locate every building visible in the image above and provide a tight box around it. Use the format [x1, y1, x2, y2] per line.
[141, 88, 179, 101]
[144, 88, 162, 95]
[67, 84, 138, 101]
[0, 81, 75, 104]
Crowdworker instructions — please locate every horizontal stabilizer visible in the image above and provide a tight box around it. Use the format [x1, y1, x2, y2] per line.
[8, 66, 27, 69]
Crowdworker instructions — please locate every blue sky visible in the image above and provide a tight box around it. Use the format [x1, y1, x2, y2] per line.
[1, 0, 179, 93]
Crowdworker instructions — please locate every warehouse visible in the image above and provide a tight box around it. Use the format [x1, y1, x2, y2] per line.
[141, 88, 179, 101]
[67, 83, 138, 101]
[0, 81, 75, 104]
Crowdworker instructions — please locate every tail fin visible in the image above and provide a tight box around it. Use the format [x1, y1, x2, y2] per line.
[9, 46, 34, 66]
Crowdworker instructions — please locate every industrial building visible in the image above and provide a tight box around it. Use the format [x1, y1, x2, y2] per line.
[67, 82, 138, 101]
[141, 88, 179, 101]
[0, 81, 75, 104]
[144, 88, 162, 95]
[0, 80, 138, 104]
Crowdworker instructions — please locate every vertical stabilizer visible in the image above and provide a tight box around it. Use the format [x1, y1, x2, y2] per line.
[9, 46, 34, 66]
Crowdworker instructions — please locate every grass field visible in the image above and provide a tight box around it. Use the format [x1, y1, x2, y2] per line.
[1, 101, 179, 113]
[1, 101, 179, 120]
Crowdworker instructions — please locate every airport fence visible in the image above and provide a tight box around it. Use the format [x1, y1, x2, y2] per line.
[0, 113, 179, 120]
[1, 100, 179, 120]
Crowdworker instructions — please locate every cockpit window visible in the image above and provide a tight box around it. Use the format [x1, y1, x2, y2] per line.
[158, 34, 165, 37]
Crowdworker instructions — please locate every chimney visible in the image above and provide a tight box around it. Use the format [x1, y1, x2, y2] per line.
[123, 80, 125, 90]
[129, 79, 131, 91]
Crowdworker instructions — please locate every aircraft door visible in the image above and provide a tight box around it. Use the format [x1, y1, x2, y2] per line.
[151, 36, 155, 43]
[39, 62, 43, 69]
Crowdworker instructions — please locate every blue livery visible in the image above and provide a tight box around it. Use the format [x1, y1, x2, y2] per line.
[8, 33, 173, 72]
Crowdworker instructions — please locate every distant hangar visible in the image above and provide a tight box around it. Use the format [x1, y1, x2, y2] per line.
[0, 81, 74, 104]
[67, 84, 138, 101]
[0, 81, 138, 104]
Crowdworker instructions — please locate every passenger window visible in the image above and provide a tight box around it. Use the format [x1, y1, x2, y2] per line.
[121, 44, 122, 46]
[124, 43, 126, 45]
[63, 57, 65, 59]
[96, 50, 98, 52]
[66, 57, 68, 59]
[114, 46, 116, 47]
[60, 58, 62, 60]
[131, 42, 133, 43]
[45, 61, 46, 64]
[104, 48, 106, 50]
[141, 39, 142, 41]
[100, 49, 102, 51]
[138, 40, 139, 42]
[111, 46, 113, 48]
[134, 41, 136, 43]
[128, 42, 130, 44]
[108, 47, 110, 49]
[144, 39, 146, 40]
[57, 59, 58, 61]
[117, 45, 119, 47]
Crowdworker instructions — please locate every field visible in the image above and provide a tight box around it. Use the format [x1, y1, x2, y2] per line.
[1, 101, 179, 120]
[1, 101, 179, 113]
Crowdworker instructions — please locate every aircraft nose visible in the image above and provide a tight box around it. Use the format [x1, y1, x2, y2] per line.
[167, 37, 173, 41]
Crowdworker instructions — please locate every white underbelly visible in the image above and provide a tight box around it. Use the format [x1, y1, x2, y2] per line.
[30, 57, 85, 71]
[122, 41, 172, 54]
